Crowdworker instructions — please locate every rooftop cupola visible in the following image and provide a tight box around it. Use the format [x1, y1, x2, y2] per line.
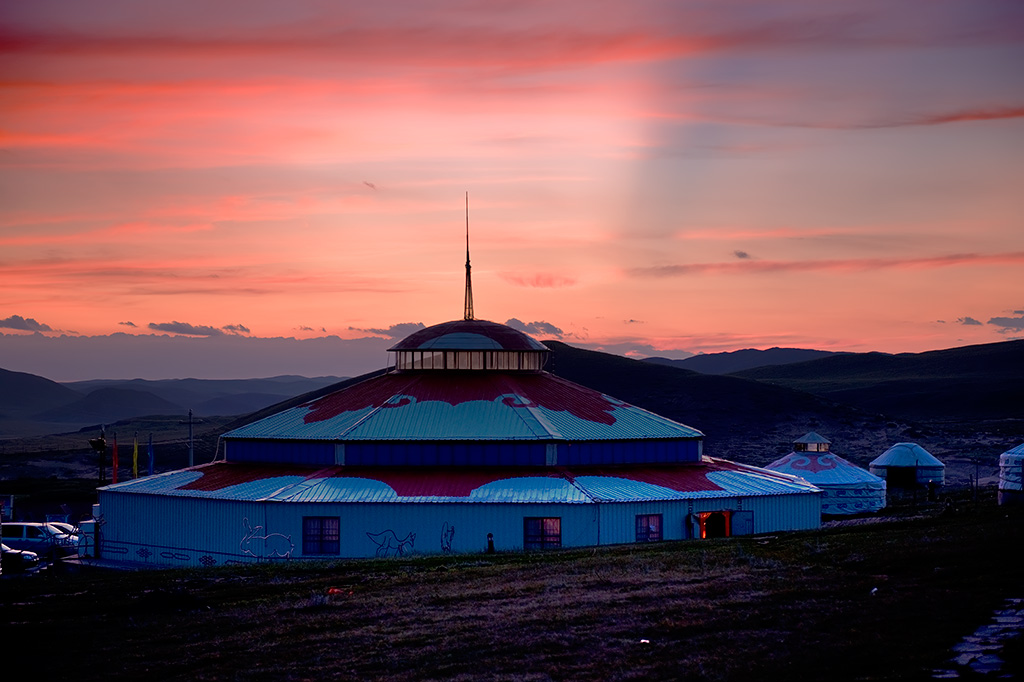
[388, 196, 549, 371]
[389, 319, 549, 371]
[793, 432, 831, 453]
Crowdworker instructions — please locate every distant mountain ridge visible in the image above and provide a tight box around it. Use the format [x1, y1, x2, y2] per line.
[0, 373, 345, 438]
[732, 338, 1024, 422]
[33, 387, 182, 423]
[645, 347, 842, 374]
[63, 376, 344, 413]
[3, 340, 1023, 466]
[0, 367, 82, 416]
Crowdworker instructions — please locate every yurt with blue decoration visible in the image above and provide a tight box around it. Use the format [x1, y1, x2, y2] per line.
[998, 442, 1024, 506]
[766, 432, 885, 516]
[90, 233, 822, 567]
[869, 442, 945, 490]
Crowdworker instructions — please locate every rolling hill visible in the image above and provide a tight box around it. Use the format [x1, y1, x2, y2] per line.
[0, 367, 82, 417]
[32, 387, 183, 424]
[645, 347, 841, 374]
[542, 341, 894, 465]
[0, 372, 346, 438]
[732, 339, 1024, 423]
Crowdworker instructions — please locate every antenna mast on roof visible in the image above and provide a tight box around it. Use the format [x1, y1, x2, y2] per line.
[464, 192, 475, 320]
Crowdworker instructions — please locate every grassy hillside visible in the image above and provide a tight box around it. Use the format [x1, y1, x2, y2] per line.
[3, 496, 1021, 681]
[544, 341, 894, 465]
[734, 339, 1024, 422]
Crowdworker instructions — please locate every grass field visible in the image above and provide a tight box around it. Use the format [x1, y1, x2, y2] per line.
[4, 494, 1022, 681]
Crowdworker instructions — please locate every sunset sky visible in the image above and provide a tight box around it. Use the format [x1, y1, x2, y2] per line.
[2, 1, 1023, 380]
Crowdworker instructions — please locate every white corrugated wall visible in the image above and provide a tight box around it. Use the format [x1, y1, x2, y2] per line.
[97, 491, 264, 567]
[96, 489, 820, 567]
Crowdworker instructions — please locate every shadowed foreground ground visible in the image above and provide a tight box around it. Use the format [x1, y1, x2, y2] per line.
[4, 496, 1022, 681]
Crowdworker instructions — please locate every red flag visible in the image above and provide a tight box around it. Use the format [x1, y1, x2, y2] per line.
[112, 433, 119, 484]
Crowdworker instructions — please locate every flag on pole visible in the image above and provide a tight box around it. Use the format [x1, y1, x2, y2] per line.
[148, 433, 154, 476]
[132, 432, 138, 479]
[111, 433, 119, 484]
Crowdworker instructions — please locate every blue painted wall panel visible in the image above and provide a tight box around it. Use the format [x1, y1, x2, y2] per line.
[227, 438, 701, 467]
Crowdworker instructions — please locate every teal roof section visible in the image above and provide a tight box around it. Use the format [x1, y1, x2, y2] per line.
[223, 371, 703, 443]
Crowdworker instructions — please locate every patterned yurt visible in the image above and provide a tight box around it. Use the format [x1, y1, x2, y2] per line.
[869, 442, 945, 489]
[89, 246, 823, 567]
[998, 443, 1024, 506]
[766, 432, 885, 516]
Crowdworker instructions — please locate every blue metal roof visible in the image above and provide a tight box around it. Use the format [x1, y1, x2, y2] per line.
[101, 458, 819, 504]
[223, 371, 703, 443]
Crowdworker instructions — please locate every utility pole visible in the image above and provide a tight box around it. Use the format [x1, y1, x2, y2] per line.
[88, 426, 107, 484]
[188, 408, 194, 467]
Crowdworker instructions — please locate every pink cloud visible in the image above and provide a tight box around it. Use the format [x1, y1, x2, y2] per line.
[498, 272, 578, 288]
[631, 252, 1024, 277]
[906, 106, 1024, 127]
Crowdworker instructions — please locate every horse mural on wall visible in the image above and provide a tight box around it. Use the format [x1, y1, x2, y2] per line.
[366, 529, 416, 557]
[440, 522, 455, 553]
[240, 518, 294, 560]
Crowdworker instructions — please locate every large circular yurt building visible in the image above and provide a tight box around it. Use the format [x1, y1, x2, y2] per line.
[869, 443, 945, 490]
[90, 241, 822, 566]
[765, 432, 885, 516]
[998, 442, 1024, 506]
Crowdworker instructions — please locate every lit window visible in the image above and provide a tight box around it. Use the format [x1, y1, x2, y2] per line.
[524, 517, 561, 550]
[635, 514, 663, 542]
[302, 516, 340, 555]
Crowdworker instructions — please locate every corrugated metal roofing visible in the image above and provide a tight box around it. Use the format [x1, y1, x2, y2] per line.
[765, 452, 885, 486]
[869, 442, 945, 469]
[1000, 442, 1024, 460]
[1000, 443, 1023, 493]
[223, 371, 703, 443]
[101, 458, 818, 504]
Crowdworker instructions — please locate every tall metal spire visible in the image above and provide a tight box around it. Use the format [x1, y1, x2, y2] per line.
[463, 192, 475, 320]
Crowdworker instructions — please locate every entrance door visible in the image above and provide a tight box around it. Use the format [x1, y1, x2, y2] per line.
[704, 512, 728, 538]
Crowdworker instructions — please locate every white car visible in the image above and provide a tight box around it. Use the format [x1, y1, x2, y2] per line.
[1, 542, 41, 574]
[47, 521, 79, 538]
[1, 522, 79, 561]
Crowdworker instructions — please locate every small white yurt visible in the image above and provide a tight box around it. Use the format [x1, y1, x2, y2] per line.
[998, 442, 1024, 506]
[869, 442, 945, 489]
[766, 433, 886, 516]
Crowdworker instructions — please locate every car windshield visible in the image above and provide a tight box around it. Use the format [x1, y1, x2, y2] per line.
[44, 525, 74, 538]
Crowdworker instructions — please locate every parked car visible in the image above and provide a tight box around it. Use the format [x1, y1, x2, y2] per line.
[1, 542, 41, 574]
[1, 522, 79, 560]
[47, 521, 78, 537]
